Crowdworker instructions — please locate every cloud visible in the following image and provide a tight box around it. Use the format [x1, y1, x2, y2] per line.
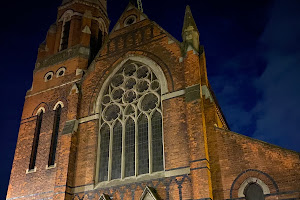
[211, 54, 261, 136]
[210, 0, 300, 152]
[252, 0, 300, 152]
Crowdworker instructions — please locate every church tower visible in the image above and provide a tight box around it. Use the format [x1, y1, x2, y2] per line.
[6, 0, 300, 200]
[37, 0, 109, 65]
[7, 0, 109, 199]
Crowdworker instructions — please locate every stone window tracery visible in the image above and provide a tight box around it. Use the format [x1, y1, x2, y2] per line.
[98, 61, 164, 182]
[124, 15, 137, 27]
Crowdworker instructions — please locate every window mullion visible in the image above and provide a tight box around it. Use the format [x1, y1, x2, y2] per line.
[135, 117, 138, 176]
[148, 114, 153, 174]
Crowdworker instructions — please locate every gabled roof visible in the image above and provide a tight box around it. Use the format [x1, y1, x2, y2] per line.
[109, 2, 180, 45]
[110, 3, 149, 33]
[99, 193, 111, 200]
[140, 186, 160, 200]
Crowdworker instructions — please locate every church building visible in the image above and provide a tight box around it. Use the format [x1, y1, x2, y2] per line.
[6, 0, 300, 199]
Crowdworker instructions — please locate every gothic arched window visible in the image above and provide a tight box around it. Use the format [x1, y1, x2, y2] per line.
[48, 104, 62, 167]
[29, 109, 44, 170]
[98, 61, 164, 182]
[60, 12, 72, 51]
[244, 183, 265, 200]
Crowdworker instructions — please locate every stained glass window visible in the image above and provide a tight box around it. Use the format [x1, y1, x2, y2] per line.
[138, 115, 149, 175]
[111, 122, 122, 180]
[152, 111, 163, 172]
[99, 61, 164, 182]
[125, 118, 135, 177]
[99, 124, 110, 182]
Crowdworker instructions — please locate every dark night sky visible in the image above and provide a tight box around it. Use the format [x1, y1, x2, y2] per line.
[1, 0, 300, 198]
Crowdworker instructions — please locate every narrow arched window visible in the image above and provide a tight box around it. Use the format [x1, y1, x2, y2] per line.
[151, 111, 163, 172]
[90, 26, 104, 62]
[98, 61, 164, 182]
[125, 118, 135, 177]
[111, 121, 122, 180]
[29, 110, 44, 170]
[48, 105, 62, 166]
[244, 183, 265, 200]
[60, 19, 71, 51]
[97, 30, 103, 51]
[138, 114, 149, 175]
[99, 124, 110, 182]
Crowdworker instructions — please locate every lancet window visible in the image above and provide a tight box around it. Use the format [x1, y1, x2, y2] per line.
[48, 104, 62, 166]
[60, 15, 71, 51]
[29, 110, 44, 170]
[60, 20, 70, 50]
[98, 61, 164, 182]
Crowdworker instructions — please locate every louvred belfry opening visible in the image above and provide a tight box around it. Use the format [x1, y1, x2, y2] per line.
[35, 0, 109, 63]
[60, 21, 71, 51]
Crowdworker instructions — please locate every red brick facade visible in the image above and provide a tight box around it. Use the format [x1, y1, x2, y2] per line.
[6, 1, 300, 200]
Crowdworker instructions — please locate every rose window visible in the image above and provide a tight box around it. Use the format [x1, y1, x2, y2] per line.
[98, 61, 164, 182]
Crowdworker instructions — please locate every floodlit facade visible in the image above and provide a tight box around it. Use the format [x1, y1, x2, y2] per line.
[6, 0, 300, 199]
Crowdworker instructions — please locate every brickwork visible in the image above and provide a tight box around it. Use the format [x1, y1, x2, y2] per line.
[208, 128, 300, 200]
[6, 1, 300, 200]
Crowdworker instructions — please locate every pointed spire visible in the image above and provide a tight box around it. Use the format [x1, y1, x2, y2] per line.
[182, 5, 199, 36]
[182, 5, 200, 52]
